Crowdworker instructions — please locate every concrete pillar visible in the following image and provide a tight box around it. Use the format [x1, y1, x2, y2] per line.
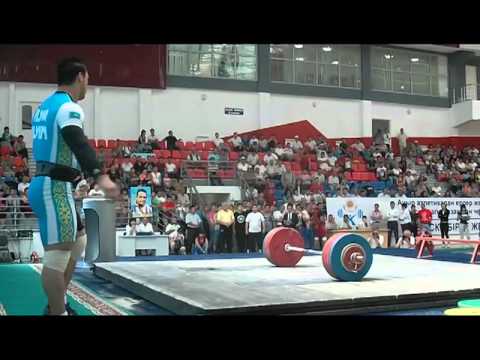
[360, 100, 372, 137]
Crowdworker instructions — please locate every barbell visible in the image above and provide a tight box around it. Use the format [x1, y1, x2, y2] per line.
[262, 227, 373, 282]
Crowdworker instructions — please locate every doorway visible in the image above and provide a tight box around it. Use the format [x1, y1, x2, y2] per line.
[372, 119, 390, 138]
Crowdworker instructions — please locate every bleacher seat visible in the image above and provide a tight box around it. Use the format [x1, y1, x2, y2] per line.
[194, 142, 204, 151]
[107, 140, 117, 149]
[180, 150, 190, 160]
[88, 139, 97, 148]
[97, 140, 107, 148]
[291, 163, 301, 172]
[229, 152, 240, 161]
[309, 161, 318, 171]
[184, 141, 194, 151]
[204, 142, 216, 151]
[258, 153, 265, 162]
[158, 141, 167, 150]
[199, 151, 209, 161]
[176, 141, 185, 150]
[171, 150, 183, 159]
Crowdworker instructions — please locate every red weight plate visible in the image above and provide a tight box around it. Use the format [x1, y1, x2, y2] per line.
[263, 227, 304, 267]
[322, 233, 345, 278]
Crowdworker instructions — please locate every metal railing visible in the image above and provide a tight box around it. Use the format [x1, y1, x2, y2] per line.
[452, 84, 480, 104]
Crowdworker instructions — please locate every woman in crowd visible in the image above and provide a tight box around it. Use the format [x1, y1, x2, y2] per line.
[458, 204, 471, 240]
[438, 202, 450, 246]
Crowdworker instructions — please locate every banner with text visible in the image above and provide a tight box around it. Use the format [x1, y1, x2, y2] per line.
[326, 197, 480, 236]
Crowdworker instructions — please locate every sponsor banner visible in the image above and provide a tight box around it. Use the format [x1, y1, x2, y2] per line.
[326, 197, 480, 236]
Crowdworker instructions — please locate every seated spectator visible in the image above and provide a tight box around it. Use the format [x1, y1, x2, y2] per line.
[281, 169, 296, 194]
[137, 216, 154, 234]
[165, 217, 186, 255]
[150, 166, 162, 191]
[148, 128, 159, 149]
[282, 144, 294, 161]
[249, 136, 260, 152]
[88, 183, 105, 197]
[137, 129, 151, 152]
[326, 214, 338, 232]
[17, 176, 30, 195]
[358, 216, 370, 229]
[264, 150, 278, 164]
[246, 151, 259, 167]
[229, 132, 243, 151]
[259, 137, 269, 152]
[121, 159, 134, 174]
[290, 136, 303, 152]
[305, 138, 317, 153]
[351, 140, 365, 153]
[125, 218, 138, 236]
[165, 159, 177, 178]
[376, 163, 388, 181]
[187, 150, 201, 162]
[213, 132, 224, 148]
[237, 158, 251, 174]
[328, 172, 340, 192]
[254, 162, 267, 177]
[1, 127, 15, 145]
[14, 135, 28, 159]
[192, 232, 209, 255]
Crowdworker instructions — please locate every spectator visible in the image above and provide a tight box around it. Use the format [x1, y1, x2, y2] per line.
[216, 202, 235, 253]
[187, 150, 201, 162]
[148, 128, 159, 149]
[192, 232, 209, 255]
[358, 215, 370, 229]
[150, 166, 162, 191]
[438, 202, 450, 246]
[326, 214, 338, 232]
[386, 201, 400, 247]
[165, 217, 186, 255]
[137, 129, 150, 152]
[14, 135, 28, 159]
[162, 130, 179, 151]
[457, 204, 470, 240]
[290, 136, 303, 152]
[417, 203, 433, 234]
[88, 183, 105, 197]
[17, 176, 30, 195]
[249, 136, 260, 152]
[281, 169, 296, 195]
[165, 159, 177, 178]
[234, 204, 248, 253]
[245, 204, 265, 252]
[125, 218, 138, 236]
[207, 205, 218, 253]
[340, 214, 352, 230]
[1, 127, 14, 145]
[264, 150, 278, 164]
[282, 203, 299, 228]
[398, 202, 412, 241]
[229, 132, 243, 151]
[370, 203, 384, 234]
[213, 132, 224, 148]
[374, 129, 383, 146]
[185, 205, 202, 254]
[305, 138, 317, 153]
[246, 151, 259, 167]
[237, 157, 251, 174]
[137, 216, 154, 234]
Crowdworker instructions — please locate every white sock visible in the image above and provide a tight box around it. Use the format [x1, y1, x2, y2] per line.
[64, 294, 67, 305]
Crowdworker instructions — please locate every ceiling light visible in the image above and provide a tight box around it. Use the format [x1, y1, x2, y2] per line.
[322, 46, 332, 52]
[411, 57, 419, 62]
[384, 54, 393, 60]
[331, 60, 339, 65]
[296, 57, 305, 61]
[400, 85, 405, 90]
[294, 44, 303, 49]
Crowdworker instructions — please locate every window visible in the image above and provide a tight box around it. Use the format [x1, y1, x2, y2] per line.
[270, 44, 361, 89]
[168, 44, 257, 81]
[22, 105, 32, 130]
[370, 46, 448, 97]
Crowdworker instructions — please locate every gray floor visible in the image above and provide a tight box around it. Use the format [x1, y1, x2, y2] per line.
[94, 254, 480, 315]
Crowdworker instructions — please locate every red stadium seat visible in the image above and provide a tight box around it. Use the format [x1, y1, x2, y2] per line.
[97, 140, 107, 148]
[258, 153, 265, 162]
[88, 139, 97, 148]
[153, 150, 162, 158]
[0, 145, 10, 156]
[344, 172, 353, 181]
[309, 161, 318, 171]
[194, 142, 204, 151]
[199, 151, 209, 161]
[107, 140, 117, 149]
[292, 170, 302, 177]
[171, 150, 183, 159]
[283, 162, 292, 171]
[180, 151, 190, 160]
[204, 141, 216, 151]
[158, 141, 167, 150]
[176, 141, 185, 150]
[291, 162, 301, 171]
[184, 141, 194, 150]
[229, 152, 240, 161]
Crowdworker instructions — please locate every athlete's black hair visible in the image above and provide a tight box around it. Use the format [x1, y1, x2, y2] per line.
[57, 57, 87, 86]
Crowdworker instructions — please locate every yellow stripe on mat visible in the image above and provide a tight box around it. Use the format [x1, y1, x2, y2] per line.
[444, 308, 480, 316]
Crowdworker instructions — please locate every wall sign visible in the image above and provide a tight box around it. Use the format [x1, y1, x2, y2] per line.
[225, 107, 244, 115]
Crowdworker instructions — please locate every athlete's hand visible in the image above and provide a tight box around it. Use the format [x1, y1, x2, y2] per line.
[97, 175, 119, 199]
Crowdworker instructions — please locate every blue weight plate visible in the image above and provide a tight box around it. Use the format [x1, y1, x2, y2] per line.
[329, 234, 373, 281]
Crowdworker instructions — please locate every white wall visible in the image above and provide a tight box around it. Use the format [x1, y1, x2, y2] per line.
[268, 94, 364, 138]
[2, 80, 478, 145]
[150, 88, 260, 140]
[371, 101, 454, 137]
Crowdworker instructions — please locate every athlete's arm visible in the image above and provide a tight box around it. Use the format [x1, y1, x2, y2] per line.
[61, 125, 102, 178]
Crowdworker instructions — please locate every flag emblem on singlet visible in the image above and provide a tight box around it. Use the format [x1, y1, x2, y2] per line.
[69, 112, 81, 119]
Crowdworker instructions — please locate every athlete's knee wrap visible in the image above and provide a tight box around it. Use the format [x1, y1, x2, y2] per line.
[43, 250, 72, 272]
[71, 233, 87, 261]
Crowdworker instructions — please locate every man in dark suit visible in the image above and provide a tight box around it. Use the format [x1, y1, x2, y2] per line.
[282, 203, 299, 228]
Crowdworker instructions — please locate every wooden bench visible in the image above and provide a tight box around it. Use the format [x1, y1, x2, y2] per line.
[416, 236, 480, 264]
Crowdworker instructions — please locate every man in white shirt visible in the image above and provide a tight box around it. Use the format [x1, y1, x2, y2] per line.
[137, 216, 154, 234]
[229, 132, 243, 151]
[237, 158, 251, 174]
[317, 149, 329, 163]
[376, 164, 387, 180]
[245, 205, 265, 252]
[121, 160, 134, 174]
[328, 173, 340, 191]
[290, 136, 303, 152]
[185, 205, 203, 254]
[18, 176, 30, 194]
[398, 128, 408, 156]
[148, 128, 159, 149]
[274, 146, 284, 159]
[246, 152, 259, 167]
[254, 162, 267, 177]
[165, 159, 177, 178]
[351, 140, 366, 153]
[377, 188, 391, 198]
[213, 132, 224, 148]
[305, 138, 317, 153]
[386, 201, 400, 247]
[88, 183, 105, 197]
[264, 151, 278, 164]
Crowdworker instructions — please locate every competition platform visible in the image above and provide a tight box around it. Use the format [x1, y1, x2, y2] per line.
[86, 199, 480, 315]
